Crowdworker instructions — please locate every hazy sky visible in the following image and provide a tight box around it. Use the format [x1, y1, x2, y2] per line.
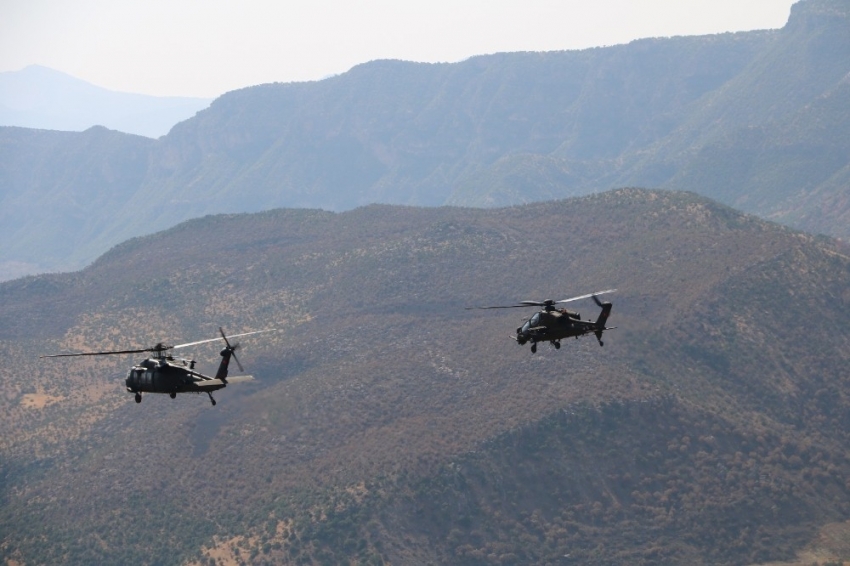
[1, 0, 796, 98]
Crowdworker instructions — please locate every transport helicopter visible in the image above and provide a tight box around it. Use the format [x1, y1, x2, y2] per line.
[468, 289, 616, 353]
[42, 327, 275, 406]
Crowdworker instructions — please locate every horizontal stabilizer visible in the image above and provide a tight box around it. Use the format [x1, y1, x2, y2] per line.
[193, 375, 254, 388]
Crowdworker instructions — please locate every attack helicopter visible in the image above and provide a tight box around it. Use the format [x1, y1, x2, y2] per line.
[468, 289, 616, 353]
[41, 327, 275, 406]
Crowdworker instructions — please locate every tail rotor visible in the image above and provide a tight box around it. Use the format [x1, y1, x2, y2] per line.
[219, 327, 244, 373]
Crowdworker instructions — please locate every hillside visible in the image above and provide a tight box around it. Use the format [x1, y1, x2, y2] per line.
[1, 189, 849, 564]
[2, 0, 849, 282]
[613, 0, 850, 235]
[0, 126, 155, 279]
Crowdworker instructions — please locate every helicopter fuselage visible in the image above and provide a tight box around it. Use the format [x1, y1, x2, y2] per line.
[515, 300, 613, 352]
[468, 289, 616, 354]
[516, 309, 586, 343]
[125, 357, 225, 396]
[124, 345, 249, 405]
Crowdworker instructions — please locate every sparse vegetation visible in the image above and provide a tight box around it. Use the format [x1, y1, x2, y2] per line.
[1, 188, 849, 564]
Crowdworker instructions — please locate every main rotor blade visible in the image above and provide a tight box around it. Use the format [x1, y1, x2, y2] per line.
[466, 303, 541, 310]
[40, 345, 169, 358]
[466, 292, 614, 310]
[41, 329, 278, 359]
[173, 336, 224, 349]
[226, 329, 277, 340]
[172, 329, 277, 350]
[554, 289, 617, 305]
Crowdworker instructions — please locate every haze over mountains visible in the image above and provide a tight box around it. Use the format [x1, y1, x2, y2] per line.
[0, 65, 212, 138]
[1, 0, 848, 282]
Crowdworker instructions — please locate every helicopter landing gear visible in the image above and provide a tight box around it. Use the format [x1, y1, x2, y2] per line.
[207, 392, 217, 406]
[553, 341, 561, 349]
[134, 393, 142, 404]
[170, 392, 176, 399]
[530, 343, 537, 354]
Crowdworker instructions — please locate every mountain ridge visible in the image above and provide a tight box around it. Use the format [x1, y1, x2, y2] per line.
[2, 0, 848, 285]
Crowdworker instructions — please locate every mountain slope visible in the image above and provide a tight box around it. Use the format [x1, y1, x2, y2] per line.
[2, 0, 849, 284]
[616, 0, 850, 225]
[114, 32, 774, 225]
[1, 189, 849, 564]
[0, 35, 772, 280]
[0, 125, 155, 278]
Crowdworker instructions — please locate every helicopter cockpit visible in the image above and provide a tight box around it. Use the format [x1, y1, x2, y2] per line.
[126, 367, 145, 391]
[518, 312, 541, 336]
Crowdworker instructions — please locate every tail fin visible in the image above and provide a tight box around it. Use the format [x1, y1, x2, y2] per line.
[594, 301, 613, 346]
[595, 302, 612, 327]
[215, 348, 232, 382]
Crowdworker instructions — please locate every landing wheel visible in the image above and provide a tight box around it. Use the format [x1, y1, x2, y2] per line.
[554, 341, 561, 349]
[530, 343, 537, 354]
[207, 392, 217, 406]
[134, 393, 142, 404]
[170, 392, 176, 399]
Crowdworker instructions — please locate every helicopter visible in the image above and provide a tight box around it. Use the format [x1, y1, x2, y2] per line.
[41, 327, 275, 406]
[468, 289, 616, 353]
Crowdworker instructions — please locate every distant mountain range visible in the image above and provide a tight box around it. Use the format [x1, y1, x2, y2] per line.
[1, 0, 848, 282]
[0, 65, 212, 138]
[2, 189, 849, 564]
